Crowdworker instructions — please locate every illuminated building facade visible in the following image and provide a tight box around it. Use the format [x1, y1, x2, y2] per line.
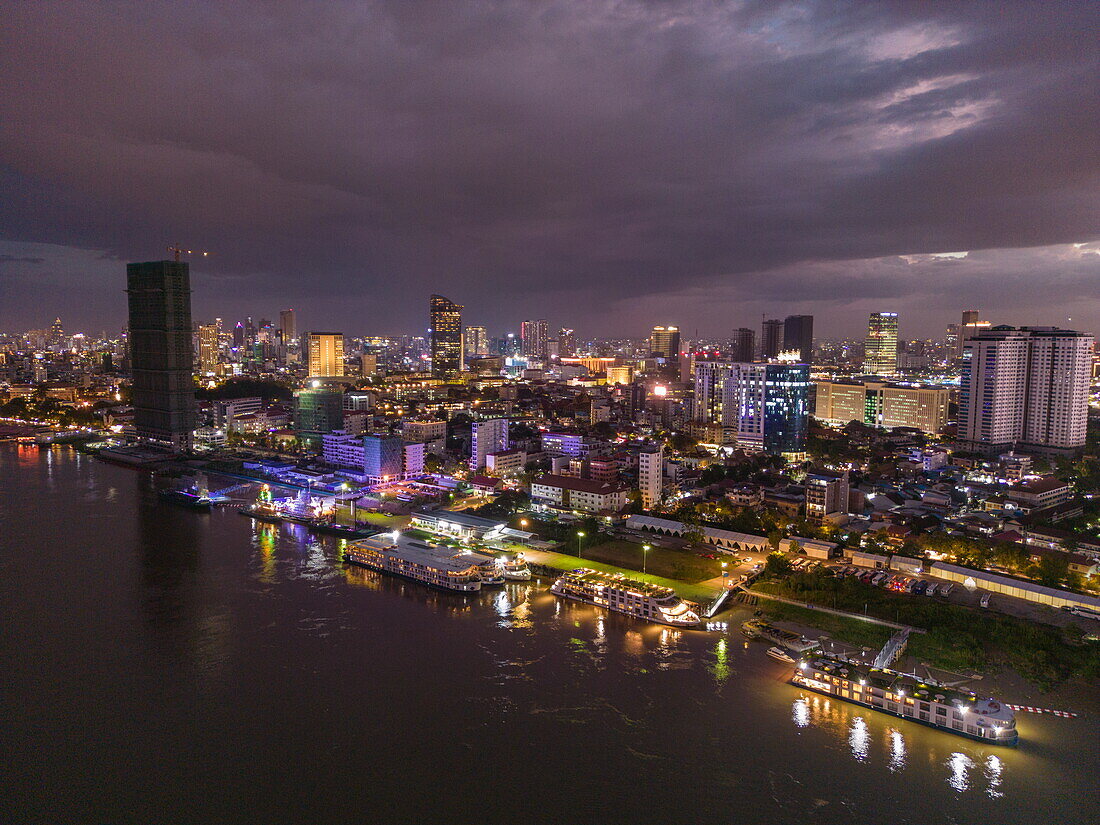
[430, 295, 463, 379]
[649, 325, 680, 359]
[307, 332, 345, 377]
[959, 326, 1093, 453]
[863, 312, 899, 375]
[814, 380, 949, 434]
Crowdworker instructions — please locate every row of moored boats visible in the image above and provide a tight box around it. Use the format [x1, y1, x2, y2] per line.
[342, 533, 702, 627]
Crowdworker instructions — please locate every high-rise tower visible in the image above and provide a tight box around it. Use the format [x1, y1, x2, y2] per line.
[126, 260, 196, 450]
[863, 312, 899, 375]
[730, 328, 755, 363]
[521, 319, 550, 359]
[307, 332, 345, 377]
[760, 319, 783, 359]
[783, 315, 814, 364]
[649, 326, 681, 359]
[959, 326, 1092, 453]
[430, 295, 463, 379]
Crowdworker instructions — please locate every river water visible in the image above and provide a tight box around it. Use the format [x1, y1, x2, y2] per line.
[1, 445, 1096, 824]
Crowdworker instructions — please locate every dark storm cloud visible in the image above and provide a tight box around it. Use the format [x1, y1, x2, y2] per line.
[0, 0, 1097, 336]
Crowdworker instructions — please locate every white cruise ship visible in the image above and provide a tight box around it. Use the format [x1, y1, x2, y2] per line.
[502, 554, 531, 581]
[460, 551, 505, 586]
[550, 568, 700, 627]
[792, 652, 1018, 746]
[344, 534, 483, 592]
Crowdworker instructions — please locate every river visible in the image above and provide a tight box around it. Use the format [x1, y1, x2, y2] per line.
[1, 445, 1096, 824]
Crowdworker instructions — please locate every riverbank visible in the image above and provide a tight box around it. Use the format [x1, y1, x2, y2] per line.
[750, 578, 1100, 704]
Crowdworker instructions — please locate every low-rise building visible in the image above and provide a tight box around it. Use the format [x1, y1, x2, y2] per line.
[1005, 477, 1072, 511]
[485, 447, 526, 475]
[530, 475, 630, 515]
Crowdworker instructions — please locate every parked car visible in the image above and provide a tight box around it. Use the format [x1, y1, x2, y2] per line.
[924, 583, 938, 596]
[912, 580, 929, 595]
[905, 578, 919, 592]
[939, 583, 954, 597]
[871, 572, 888, 586]
[980, 593, 992, 608]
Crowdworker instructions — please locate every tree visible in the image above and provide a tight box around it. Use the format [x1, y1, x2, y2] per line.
[669, 432, 697, 453]
[1035, 554, 1070, 588]
[700, 463, 727, 485]
[763, 552, 793, 577]
[992, 542, 1029, 572]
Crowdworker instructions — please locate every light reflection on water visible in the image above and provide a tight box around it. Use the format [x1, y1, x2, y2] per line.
[790, 695, 1017, 797]
[948, 752, 974, 793]
[793, 697, 810, 728]
[849, 716, 870, 761]
[888, 728, 907, 772]
[985, 755, 1004, 799]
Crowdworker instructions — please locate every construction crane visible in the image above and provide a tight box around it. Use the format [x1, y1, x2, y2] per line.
[167, 243, 210, 262]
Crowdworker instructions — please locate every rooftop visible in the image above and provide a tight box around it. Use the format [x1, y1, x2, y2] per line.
[568, 567, 676, 598]
[533, 474, 629, 494]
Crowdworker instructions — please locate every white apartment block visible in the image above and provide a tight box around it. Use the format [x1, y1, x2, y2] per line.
[470, 418, 509, 471]
[638, 446, 664, 510]
[959, 327, 1093, 453]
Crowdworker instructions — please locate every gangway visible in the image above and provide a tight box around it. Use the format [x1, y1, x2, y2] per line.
[703, 588, 732, 618]
[208, 481, 253, 498]
[873, 627, 910, 669]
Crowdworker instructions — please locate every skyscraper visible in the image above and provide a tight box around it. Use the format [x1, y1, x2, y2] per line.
[521, 319, 550, 359]
[760, 319, 783, 359]
[863, 312, 899, 375]
[959, 326, 1093, 453]
[307, 332, 345, 377]
[958, 309, 991, 358]
[693, 361, 809, 455]
[464, 325, 489, 358]
[783, 315, 814, 364]
[558, 327, 576, 358]
[126, 260, 196, 450]
[649, 325, 680, 359]
[279, 309, 297, 344]
[470, 418, 509, 471]
[430, 294, 463, 379]
[730, 327, 756, 362]
[49, 317, 64, 348]
[198, 323, 219, 374]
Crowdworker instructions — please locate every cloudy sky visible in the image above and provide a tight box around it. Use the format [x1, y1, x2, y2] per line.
[1, 1, 1097, 340]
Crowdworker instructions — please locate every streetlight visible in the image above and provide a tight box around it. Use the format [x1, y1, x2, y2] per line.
[577, 531, 585, 558]
[643, 544, 650, 575]
[520, 518, 528, 529]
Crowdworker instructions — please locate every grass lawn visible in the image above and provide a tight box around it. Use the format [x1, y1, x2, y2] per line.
[757, 600, 891, 652]
[755, 573, 1100, 688]
[578, 539, 724, 583]
[524, 548, 722, 602]
[332, 509, 409, 529]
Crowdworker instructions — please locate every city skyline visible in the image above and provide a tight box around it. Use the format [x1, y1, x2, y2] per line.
[3, 6, 1099, 824]
[2, 3, 1098, 336]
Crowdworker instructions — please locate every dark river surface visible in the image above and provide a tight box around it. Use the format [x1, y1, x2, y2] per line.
[1, 445, 1097, 824]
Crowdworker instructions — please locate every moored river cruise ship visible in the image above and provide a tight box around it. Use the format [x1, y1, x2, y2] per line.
[550, 568, 701, 627]
[344, 534, 484, 592]
[791, 652, 1018, 746]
